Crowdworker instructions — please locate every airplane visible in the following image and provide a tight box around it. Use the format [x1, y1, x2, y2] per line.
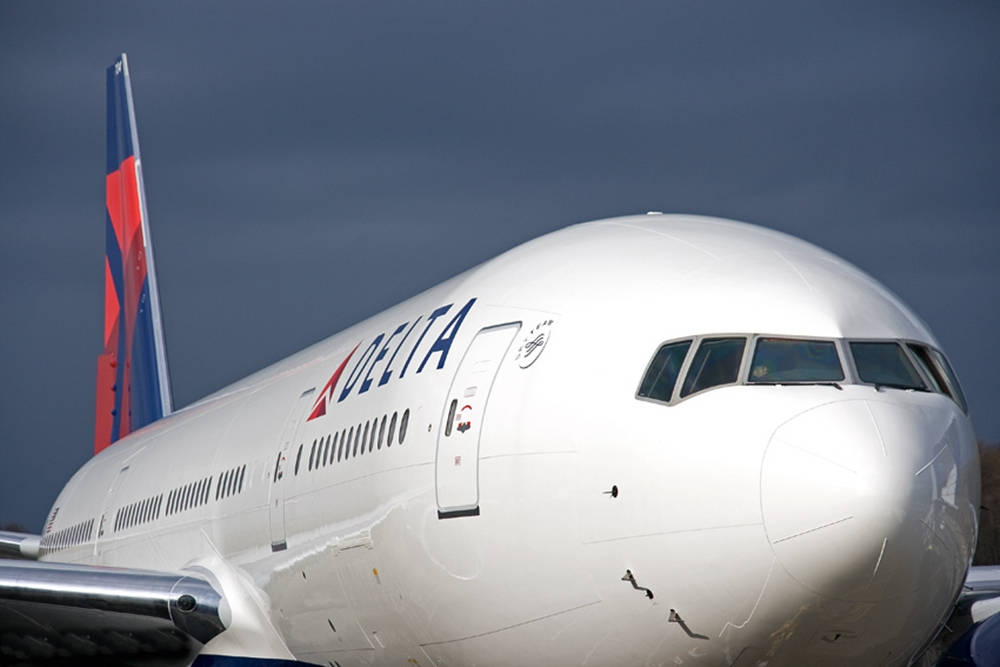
[0, 53, 997, 666]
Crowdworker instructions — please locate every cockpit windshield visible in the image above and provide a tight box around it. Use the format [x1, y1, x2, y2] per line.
[680, 337, 746, 397]
[907, 343, 968, 412]
[636, 334, 966, 409]
[928, 347, 968, 412]
[637, 340, 692, 403]
[849, 342, 926, 390]
[748, 338, 843, 383]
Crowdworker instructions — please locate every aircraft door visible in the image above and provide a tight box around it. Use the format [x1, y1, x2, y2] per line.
[268, 387, 315, 551]
[435, 322, 520, 518]
[94, 462, 132, 556]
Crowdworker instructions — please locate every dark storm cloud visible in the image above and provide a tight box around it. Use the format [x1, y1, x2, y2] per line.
[1, 1, 997, 530]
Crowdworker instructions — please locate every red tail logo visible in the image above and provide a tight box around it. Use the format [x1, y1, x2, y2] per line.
[307, 345, 359, 421]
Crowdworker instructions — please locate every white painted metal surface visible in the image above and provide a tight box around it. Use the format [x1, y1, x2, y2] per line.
[28, 215, 980, 666]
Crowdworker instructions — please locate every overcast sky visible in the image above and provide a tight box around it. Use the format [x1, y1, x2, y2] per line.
[1, 1, 997, 531]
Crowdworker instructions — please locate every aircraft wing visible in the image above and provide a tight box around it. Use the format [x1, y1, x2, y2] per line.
[0, 531, 40, 560]
[920, 565, 1000, 665]
[960, 565, 1000, 611]
[0, 559, 228, 665]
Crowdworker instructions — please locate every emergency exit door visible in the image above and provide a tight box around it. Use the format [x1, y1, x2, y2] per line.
[268, 387, 314, 551]
[435, 322, 520, 518]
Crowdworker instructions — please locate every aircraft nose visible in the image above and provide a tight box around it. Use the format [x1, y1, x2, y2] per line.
[761, 397, 977, 605]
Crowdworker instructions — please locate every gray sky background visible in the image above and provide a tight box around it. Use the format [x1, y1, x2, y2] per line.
[1, 1, 997, 530]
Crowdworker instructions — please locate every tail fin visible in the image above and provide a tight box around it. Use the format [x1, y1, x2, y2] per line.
[95, 53, 172, 454]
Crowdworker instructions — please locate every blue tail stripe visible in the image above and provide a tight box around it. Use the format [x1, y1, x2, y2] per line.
[129, 277, 165, 429]
[106, 60, 134, 174]
[104, 212, 124, 302]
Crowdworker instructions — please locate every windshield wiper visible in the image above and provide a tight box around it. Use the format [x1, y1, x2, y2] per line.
[873, 383, 927, 392]
[751, 381, 842, 390]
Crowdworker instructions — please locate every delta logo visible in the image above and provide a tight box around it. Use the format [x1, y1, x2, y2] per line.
[307, 297, 476, 421]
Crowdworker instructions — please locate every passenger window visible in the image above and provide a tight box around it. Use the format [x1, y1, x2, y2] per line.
[399, 409, 410, 444]
[850, 342, 925, 390]
[273, 451, 282, 483]
[388, 412, 397, 447]
[445, 399, 458, 436]
[749, 338, 843, 383]
[378, 415, 386, 449]
[680, 337, 747, 397]
[637, 340, 691, 402]
[294, 445, 303, 476]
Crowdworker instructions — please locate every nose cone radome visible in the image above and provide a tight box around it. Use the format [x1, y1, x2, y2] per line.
[761, 398, 976, 609]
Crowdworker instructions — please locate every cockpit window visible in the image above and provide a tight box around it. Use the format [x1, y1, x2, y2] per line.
[906, 343, 946, 393]
[748, 338, 843, 383]
[638, 340, 692, 402]
[908, 343, 968, 412]
[931, 348, 968, 412]
[680, 337, 746, 397]
[850, 342, 925, 390]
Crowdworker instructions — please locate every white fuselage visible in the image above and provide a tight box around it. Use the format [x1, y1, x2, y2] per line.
[41, 215, 979, 666]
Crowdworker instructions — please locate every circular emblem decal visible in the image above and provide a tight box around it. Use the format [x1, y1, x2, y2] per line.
[515, 319, 554, 369]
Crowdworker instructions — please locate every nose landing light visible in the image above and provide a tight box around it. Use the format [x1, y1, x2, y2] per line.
[760, 399, 972, 607]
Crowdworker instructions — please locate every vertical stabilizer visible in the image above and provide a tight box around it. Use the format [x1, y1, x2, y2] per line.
[95, 53, 172, 454]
